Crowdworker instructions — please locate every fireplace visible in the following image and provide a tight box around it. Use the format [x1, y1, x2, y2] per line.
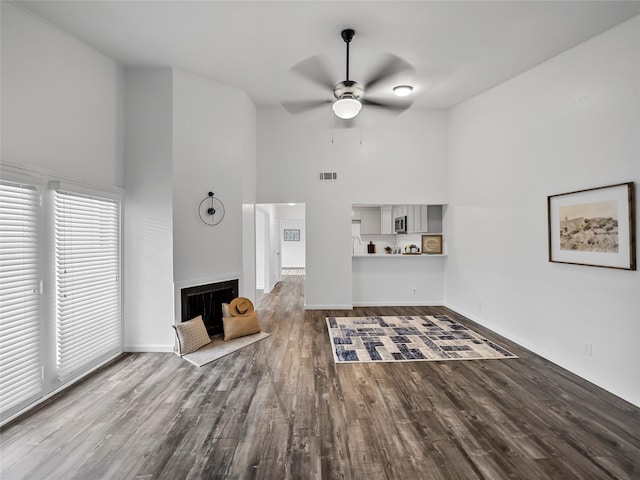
[181, 279, 238, 336]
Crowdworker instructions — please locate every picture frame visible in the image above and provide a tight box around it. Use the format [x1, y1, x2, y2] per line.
[547, 182, 635, 270]
[422, 234, 443, 255]
[283, 229, 300, 242]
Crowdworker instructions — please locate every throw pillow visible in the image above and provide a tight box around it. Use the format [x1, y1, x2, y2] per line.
[173, 315, 211, 355]
[221, 303, 231, 318]
[222, 312, 261, 341]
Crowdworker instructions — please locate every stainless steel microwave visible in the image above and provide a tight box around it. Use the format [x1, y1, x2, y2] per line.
[394, 216, 407, 233]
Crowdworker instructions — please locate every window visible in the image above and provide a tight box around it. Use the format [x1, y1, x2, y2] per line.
[0, 171, 122, 424]
[54, 190, 121, 379]
[0, 181, 43, 420]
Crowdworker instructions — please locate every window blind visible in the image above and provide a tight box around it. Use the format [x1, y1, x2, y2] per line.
[54, 190, 121, 379]
[0, 181, 43, 419]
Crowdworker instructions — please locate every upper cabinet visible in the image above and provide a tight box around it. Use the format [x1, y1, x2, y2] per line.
[380, 206, 393, 235]
[354, 204, 444, 234]
[392, 205, 408, 219]
[360, 207, 381, 235]
[426, 205, 443, 233]
[407, 205, 443, 233]
[352, 206, 381, 234]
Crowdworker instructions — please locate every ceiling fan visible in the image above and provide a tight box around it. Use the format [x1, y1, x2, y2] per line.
[282, 29, 414, 120]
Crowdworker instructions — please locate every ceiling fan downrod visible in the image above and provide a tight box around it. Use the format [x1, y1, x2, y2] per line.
[332, 28, 362, 119]
[341, 28, 354, 81]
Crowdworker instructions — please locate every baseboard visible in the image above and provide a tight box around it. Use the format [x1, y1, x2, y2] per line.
[443, 303, 533, 349]
[443, 302, 639, 409]
[304, 304, 353, 310]
[124, 344, 174, 353]
[352, 301, 443, 307]
[444, 302, 586, 370]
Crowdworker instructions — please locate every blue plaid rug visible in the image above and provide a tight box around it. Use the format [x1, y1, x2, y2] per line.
[326, 315, 517, 363]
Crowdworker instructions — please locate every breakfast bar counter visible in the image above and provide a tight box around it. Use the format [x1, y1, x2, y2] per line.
[351, 254, 446, 306]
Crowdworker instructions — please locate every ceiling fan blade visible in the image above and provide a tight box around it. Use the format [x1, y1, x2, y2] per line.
[290, 55, 336, 91]
[364, 53, 414, 91]
[362, 98, 412, 113]
[281, 99, 331, 115]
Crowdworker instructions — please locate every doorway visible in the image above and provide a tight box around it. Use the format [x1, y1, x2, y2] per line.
[255, 203, 306, 303]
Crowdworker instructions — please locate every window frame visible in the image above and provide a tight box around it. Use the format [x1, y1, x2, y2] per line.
[0, 164, 123, 425]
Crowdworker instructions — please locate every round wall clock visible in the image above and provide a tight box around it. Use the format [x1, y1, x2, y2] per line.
[198, 191, 225, 226]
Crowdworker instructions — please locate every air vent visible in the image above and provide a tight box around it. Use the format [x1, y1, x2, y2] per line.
[318, 172, 338, 182]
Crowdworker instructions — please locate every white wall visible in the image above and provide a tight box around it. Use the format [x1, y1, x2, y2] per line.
[255, 209, 267, 290]
[123, 68, 175, 352]
[353, 257, 446, 306]
[123, 68, 257, 351]
[446, 16, 640, 406]
[269, 209, 281, 290]
[278, 204, 306, 268]
[1, 2, 123, 186]
[281, 218, 305, 268]
[172, 69, 256, 288]
[257, 108, 448, 308]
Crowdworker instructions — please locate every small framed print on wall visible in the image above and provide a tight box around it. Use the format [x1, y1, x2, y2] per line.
[422, 234, 443, 255]
[284, 229, 300, 242]
[547, 182, 636, 270]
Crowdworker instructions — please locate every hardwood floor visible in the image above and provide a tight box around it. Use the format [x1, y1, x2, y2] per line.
[282, 268, 305, 276]
[1, 275, 639, 479]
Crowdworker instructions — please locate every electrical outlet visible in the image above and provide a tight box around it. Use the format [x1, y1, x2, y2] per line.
[411, 288, 416, 295]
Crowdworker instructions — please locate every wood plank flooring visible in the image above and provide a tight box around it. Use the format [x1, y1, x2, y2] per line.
[282, 268, 305, 276]
[1, 275, 639, 479]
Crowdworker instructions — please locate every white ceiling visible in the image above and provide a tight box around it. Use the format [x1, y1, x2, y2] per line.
[16, 1, 640, 109]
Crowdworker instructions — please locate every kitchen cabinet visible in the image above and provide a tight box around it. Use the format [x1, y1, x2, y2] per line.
[391, 205, 402, 218]
[426, 205, 443, 233]
[355, 204, 443, 234]
[407, 205, 420, 233]
[406, 205, 443, 233]
[360, 207, 381, 234]
[380, 206, 393, 234]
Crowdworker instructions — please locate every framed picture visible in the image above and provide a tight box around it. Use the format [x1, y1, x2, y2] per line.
[547, 182, 635, 270]
[283, 229, 300, 242]
[422, 234, 443, 254]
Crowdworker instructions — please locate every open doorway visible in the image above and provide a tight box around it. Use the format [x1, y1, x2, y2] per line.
[280, 204, 306, 277]
[255, 203, 306, 303]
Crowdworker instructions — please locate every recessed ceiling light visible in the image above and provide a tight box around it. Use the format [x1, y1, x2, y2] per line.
[288, 203, 296, 206]
[393, 85, 413, 97]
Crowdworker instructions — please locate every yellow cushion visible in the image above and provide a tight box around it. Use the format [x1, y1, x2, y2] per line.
[222, 312, 261, 341]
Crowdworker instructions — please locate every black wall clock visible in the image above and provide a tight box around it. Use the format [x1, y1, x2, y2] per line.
[198, 191, 225, 226]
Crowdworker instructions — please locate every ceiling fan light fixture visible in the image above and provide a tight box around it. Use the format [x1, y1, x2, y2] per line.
[393, 85, 413, 97]
[332, 97, 362, 119]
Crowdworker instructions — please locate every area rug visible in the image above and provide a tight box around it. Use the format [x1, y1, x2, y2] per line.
[182, 331, 271, 367]
[326, 315, 517, 363]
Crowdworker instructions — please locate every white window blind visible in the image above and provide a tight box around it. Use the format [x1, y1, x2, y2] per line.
[0, 181, 43, 419]
[54, 190, 121, 379]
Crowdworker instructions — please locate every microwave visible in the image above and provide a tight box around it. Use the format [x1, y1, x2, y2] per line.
[394, 216, 407, 233]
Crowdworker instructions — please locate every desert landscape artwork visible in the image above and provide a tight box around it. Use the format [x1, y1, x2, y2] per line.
[548, 182, 635, 270]
[559, 200, 618, 253]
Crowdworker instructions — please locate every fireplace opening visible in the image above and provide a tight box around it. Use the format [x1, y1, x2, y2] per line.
[181, 279, 238, 336]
